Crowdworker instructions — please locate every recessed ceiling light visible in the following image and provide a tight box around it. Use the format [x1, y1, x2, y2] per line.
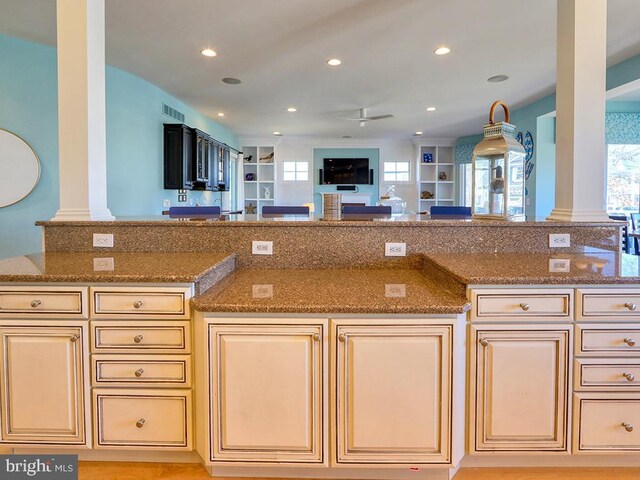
[273, 131, 282, 136]
[426, 107, 436, 112]
[433, 46, 451, 56]
[488, 74, 509, 83]
[415, 131, 424, 135]
[201, 48, 217, 57]
[327, 58, 342, 66]
[287, 107, 297, 112]
[217, 112, 225, 117]
[222, 77, 242, 85]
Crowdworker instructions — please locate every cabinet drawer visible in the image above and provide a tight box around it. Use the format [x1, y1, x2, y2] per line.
[94, 389, 191, 450]
[575, 324, 640, 357]
[575, 359, 640, 391]
[92, 321, 191, 353]
[574, 393, 640, 452]
[92, 355, 191, 387]
[91, 287, 190, 319]
[0, 287, 87, 317]
[579, 289, 640, 319]
[471, 289, 572, 320]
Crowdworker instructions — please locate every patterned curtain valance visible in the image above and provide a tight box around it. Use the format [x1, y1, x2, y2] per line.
[455, 143, 475, 165]
[606, 113, 640, 145]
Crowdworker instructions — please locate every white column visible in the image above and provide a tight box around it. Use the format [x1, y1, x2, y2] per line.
[547, 0, 609, 222]
[52, 0, 114, 221]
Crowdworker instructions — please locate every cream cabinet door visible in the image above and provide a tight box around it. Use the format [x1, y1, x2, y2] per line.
[335, 324, 452, 464]
[470, 325, 570, 452]
[0, 326, 86, 444]
[210, 324, 324, 463]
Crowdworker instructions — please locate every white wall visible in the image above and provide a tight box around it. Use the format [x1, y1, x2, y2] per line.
[239, 137, 455, 213]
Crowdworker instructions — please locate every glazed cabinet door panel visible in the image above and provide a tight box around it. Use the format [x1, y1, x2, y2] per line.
[471, 326, 570, 452]
[0, 326, 86, 444]
[210, 324, 324, 463]
[335, 324, 451, 464]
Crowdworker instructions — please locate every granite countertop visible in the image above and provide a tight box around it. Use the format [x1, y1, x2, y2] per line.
[192, 268, 470, 314]
[0, 252, 236, 293]
[424, 250, 640, 285]
[35, 214, 622, 228]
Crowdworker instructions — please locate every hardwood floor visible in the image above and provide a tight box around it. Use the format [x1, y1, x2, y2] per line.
[78, 463, 640, 480]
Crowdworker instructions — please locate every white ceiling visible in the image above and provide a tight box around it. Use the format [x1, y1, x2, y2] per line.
[1, 0, 640, 139]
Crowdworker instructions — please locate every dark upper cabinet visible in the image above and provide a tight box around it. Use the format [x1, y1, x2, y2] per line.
[164, 123, 231, 191]
[163, 124, 194, 190]
[217, 145, 230, 191]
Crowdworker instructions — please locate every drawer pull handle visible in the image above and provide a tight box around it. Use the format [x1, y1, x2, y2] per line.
[133, 335, 144, 344]
[623, 372, 636, 382]
[624, 338, 636, 347]
[133, 301, 144, 309]
[625, 303, 638, 311]
[313, 333, 320, 341]
[519, 303, 530, 311]
[479, 338, 489, 347]
[338, 334, 346, 342]
[134, 368, 144, 377]
[69, 334, 80, 343]
[136, 418, 145, 428]
[30, 300, 41, 308]
[622, 422, 634, 432]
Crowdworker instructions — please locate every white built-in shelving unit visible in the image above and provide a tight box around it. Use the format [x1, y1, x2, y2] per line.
[242, 145, 275, 214]
[417, 145, 455, 213]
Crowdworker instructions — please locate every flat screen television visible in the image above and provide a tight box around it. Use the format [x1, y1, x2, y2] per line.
[321, 158, 371, 185]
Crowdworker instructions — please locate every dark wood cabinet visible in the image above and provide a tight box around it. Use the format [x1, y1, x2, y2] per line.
[163, 124, 194, 190]
[164, 123, 231, 191]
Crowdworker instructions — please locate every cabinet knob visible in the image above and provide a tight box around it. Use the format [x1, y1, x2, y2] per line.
[69, 334, 80, 343]
[479, 338, 489, 347]
[313, 333, 320, 341]
[30, 300, 41, 308]
[519, 303, 530, 311]
[136, 418, 146, 428]
[623, 372, 636, 382]
[133, 300, 144, 309]
[135, 368, 144, 378]
[625, 303, 638, 311]
[133, 334, 144, 344]
[338, 334, 346, 342]
[622, 422, 634, 432]
[624, 338, 636, 347]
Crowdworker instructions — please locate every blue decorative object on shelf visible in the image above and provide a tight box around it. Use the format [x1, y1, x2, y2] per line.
[422, 153, 433, 163]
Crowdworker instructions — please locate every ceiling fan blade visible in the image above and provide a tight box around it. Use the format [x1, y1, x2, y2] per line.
[339, 116, 366, 121]
[366, 114, 394, 120]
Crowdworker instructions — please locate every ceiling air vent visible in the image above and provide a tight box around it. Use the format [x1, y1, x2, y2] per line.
[162, 103, 185, 123]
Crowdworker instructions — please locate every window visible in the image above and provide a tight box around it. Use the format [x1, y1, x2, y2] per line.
[383, 161, 410, 182]
[459, 163, 473, 207]
[607, 144, 640, 215]
[283, 161, 309, 181]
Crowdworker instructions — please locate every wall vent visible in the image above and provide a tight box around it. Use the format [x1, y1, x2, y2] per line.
[162, 103, 185, 123]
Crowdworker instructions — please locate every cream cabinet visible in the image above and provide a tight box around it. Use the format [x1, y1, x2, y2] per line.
[0, 324, 88, 445]
[333, 323, 452, 464]
[469, 325, 571, 452]
[208, 322, 325, 463]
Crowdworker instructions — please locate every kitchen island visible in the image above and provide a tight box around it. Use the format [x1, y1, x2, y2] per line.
[1, 220, 639, 479]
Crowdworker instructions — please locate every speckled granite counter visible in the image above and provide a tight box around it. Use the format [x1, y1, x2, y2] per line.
[424, 250, 640, 285]
[0, 252, 236, 295]
[192, 268, 470, 314]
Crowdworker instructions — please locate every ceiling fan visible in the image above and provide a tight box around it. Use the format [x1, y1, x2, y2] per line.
[340, 108, 394, 127]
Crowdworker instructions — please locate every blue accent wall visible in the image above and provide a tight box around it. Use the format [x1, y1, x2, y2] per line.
[0, 34, 238, 258]
[313, 148, 379, 213]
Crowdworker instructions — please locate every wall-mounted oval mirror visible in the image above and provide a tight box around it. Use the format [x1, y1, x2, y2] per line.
[0, 129, 41, 208]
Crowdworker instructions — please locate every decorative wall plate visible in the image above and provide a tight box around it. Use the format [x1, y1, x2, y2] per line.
[0, 129, 40, 207]
[524, 131, 534, 161]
